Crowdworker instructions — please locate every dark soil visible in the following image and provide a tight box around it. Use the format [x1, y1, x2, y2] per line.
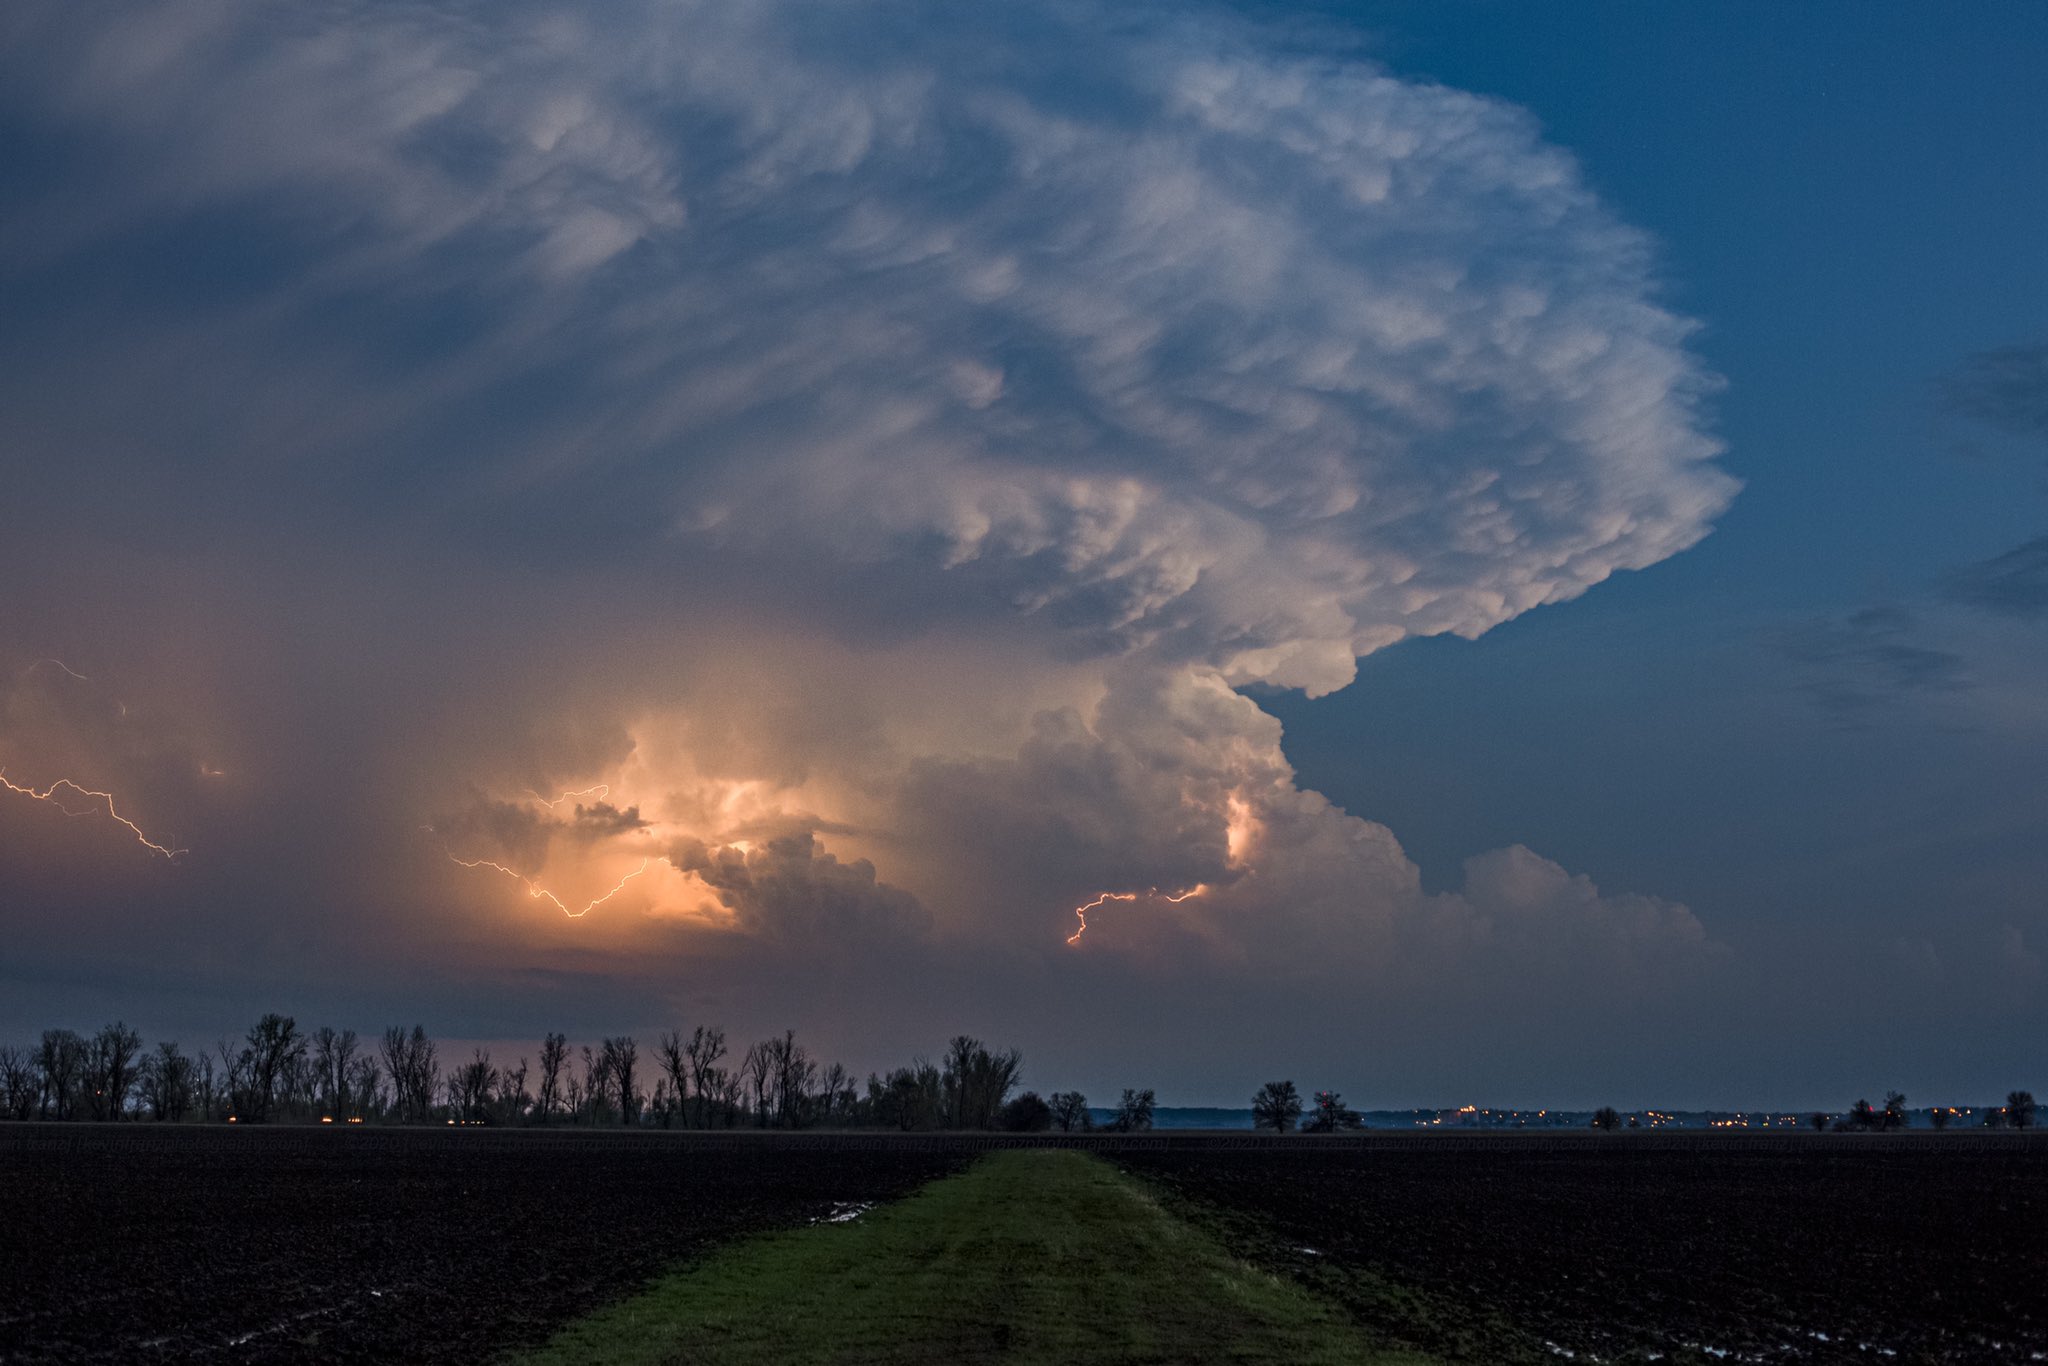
[1116, 1135, 2048, 1365]
[0, 1125, 964, 1364]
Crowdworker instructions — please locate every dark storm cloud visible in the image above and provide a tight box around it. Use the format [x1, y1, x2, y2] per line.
[0, 0, 1756, 1098]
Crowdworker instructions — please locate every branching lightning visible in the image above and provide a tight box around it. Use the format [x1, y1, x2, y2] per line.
[27, 658, 90, 682]
[524, 784, 611, 810]
[428, 825, 651, 919]
[1066, 883, 1205, 945]
[0, 771, 187, 861]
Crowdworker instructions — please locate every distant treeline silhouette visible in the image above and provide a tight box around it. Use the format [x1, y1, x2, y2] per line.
[0, 1017, 1169, 1132]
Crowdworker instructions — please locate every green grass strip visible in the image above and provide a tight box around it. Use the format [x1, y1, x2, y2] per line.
[513, 1149, 1435, 1365]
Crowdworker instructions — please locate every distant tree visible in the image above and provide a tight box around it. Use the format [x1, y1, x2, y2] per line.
[1303, 1091, 1363, 1133]
[579, 1045, 612, 1124]
[1001, 1091, 1053, 1132]
[241, 1015, 305, 1124]
[39, 1030, 86, 1120]
[1848, 1098, 1878, 1132]
[942, 1036, 1024, 1130]
[1809, 1112, 1830, 1133]
[84, 1022, 144, 1121]
[817, 1062, 856, 1127]
[311, 1027, 361, 1119]
[452, 1049, 498, 1121]
[602, 1036, 639, 1126]
[138, 1041, 194, 1122]
[657, 1030, 690, 1128]
[684, 1026, 727, 1129]
[872, 1062, 944, 1131]
[496, 1057, 530, 1124]
[2009, 1091, 2037, 1131]
[379, 1025, 437, 1124]
[1047, 1091, 1091, 1133]
[193, 1052, 220, 1121]
[766, 1031, 816, 1128]
[1881, 1091, 1908, 1132]
[742, 1041, 772, 1128]
[536, 1033, 568, 1123]
[348, 1055, 382, 1119]
[0, 1045, 37, 1121]
[1111, 1088, 1156, 1133]
[1591, 1106, 1622, 1132]
[1252, 1080, 1303, 1134]
[1930, 1107, 1952, 1131]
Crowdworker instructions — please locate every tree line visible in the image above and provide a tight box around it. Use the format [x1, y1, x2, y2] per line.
[0, 1018, 1167, 1132]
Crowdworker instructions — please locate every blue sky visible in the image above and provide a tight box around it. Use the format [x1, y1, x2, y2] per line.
[1, 1, 2042, 1107]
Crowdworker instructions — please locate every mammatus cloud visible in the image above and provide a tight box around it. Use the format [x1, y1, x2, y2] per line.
[0, 0, 1739, 1079]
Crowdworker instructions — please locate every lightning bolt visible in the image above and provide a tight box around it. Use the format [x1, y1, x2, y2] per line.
[1066, 883, 1205, 945]
[0, 771, 187, 861]
[524, 784, 611, 810]
[432, 834, 651, 918]
[27, 659, 90, 682]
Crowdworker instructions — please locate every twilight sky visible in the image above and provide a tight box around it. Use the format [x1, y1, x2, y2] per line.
[2, 1, 2043, 1109]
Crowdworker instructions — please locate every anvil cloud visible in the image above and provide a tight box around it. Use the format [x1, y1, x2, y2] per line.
[0, 0, 1737, 1097]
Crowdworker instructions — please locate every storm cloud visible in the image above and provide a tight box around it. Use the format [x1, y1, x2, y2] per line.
[0, 0, 1739, 1096]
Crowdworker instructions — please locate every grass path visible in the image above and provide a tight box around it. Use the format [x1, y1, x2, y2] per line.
[513, 1149, 1434, 1365]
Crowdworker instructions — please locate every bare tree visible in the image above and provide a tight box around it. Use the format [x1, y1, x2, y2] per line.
[238, 1014, 305, 1123]
[765, 1031, 815, 1128]
[941, 1036, 1024, 1129]
[138, 1041, 195, 1121]
[1591, 1106, 1622, 1132]
[1303, 1090, 1362, 1132]
[536, 1033, 568, 1123]
[379, 1025, 438, 1123]
[83, 1022, 144, 1121]
[1048, 1090, 1091, 1133]
[36, 1029, 86, 1120]
[1882, 1091, 1908, 1132]
[312, 1027, 361, 1118]
[742, 1041, 772, 1127]
[497, 1057, 530, 1125]
[0, 1045, 38, 1121]
[1252, 1081, 1302, 1134]
[685, 1026, 726, 1128]
[193, 1052, 219, 1121]
[1111, 1088, 1157, 1133]
[2009, 1091, 2037, 1130]
[602, 1037, 639, 1126]
[348, 1055, 382, 1118]
[450, 1049, 497, 1121]
[657, 1030, 690, 1128]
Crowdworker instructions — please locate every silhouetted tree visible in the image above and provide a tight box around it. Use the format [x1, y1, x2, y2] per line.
[451, 1049, 497, 1121]
[240, 1015, 305, 1123]
[742, 1041, 772, 1127]
[657, 1030, 690, 1128]
[2009, 1091, 2037, 1131]
[602, 1036, 639, 1126]
[496, 1057, 530, 1124]
[0, 1045, 37, 1121]
[1001, 1091, 1053, 1132]
[1252, 1080, 1303, 1134]
[1303, 1090, 1363, 1132]
[1809, 1112, 1830, 1132]
[871, 1062, 944, 1131]
[1930, 1107, 1953, 1130]
[817, 1062, 856, 1126]
[1048, 1090, 1091, 1132]
[942, 1036, 1024, 1129]
[1848, 1098, 1878, 1131]
[766, 1031, 815, 1128]
[1591, 1106, 1622, 1132]
[83, 1022, 143, 1121]
[138, 1041, 194, 1121]
[311, 1027, 361, 1119]
[380, 1025, 438, 1124]
[685, 1026, 727, 1128]
[1882, 1091, 1908, 1132]
[536, 1033, 568, 1122]
[1111, 1088, 1156, 1132]
[39, 1030, 85, 1120]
